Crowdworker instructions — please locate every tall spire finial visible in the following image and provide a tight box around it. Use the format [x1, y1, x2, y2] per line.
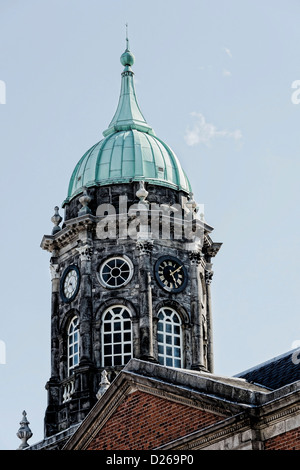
[120, 24, 135, 67]
[125, 22, 129, 51]
[103, 29, 155, 138]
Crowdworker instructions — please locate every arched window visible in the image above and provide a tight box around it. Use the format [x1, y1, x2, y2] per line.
[101, 306, 132, 367]
[68, 316, 79, 375]
[157, 307, 182, 368]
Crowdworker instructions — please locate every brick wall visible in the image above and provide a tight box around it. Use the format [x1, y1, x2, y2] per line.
[87, 390, 223, 450]
[264, 428, 300, 450]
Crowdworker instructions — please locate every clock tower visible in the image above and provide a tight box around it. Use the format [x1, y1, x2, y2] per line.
[41, 42, 221, 437]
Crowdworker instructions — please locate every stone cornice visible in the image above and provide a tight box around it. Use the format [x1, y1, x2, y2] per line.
[255, 403, 300, 430]
[40, 215, 97, 253]
[249, 387, 300, 441]
[123, 372, 242, 417]
[26, 423, 81, 451]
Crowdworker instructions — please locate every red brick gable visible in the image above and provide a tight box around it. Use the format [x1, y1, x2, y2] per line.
[87, 390, 223, 450]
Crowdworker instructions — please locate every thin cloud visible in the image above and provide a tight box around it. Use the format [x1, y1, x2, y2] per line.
[222, 68, 232, 77]
[224, 47, 233, 58]
[184, 112, 242, 147]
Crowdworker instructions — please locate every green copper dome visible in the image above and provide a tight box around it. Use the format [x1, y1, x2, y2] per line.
[63, 45, 191, 206]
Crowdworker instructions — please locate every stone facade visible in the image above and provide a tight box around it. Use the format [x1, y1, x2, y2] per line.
[40, 182, 221, 437]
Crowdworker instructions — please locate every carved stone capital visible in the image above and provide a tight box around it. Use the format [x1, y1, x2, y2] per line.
[136, 240, 153, 255]
[76, 244, 93, 261]
[49, 263, 60, 280]
[205, 270, 214, 285]
[189, 251, 202, 265]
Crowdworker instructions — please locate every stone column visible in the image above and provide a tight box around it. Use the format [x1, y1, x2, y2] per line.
[44, 258, 61, 437]
[147, 271, 154, 359]
[189, 251, 205, 371]
[49, 260, 60, 378]
[76, 243, 93, 365]
[136, 240, 155, 361]
[205, 265, 214, 373]
[203, 241, 222, 373]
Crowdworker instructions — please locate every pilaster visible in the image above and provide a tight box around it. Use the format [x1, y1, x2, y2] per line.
[205, 265, 214, 373]
[189, 251, 206, 371]
[49, 260, 60, 379]
[76, 242, 93, 365]
[136, 239, 155, 362]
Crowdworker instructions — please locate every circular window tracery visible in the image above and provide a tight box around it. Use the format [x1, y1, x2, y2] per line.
[98, 256, 133, 289]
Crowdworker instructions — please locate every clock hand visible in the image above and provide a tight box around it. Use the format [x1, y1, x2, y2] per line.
[170, 265, 183, 276]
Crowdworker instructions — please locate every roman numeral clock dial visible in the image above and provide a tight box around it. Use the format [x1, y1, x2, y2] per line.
[60, 265, 80, 303]
[154, 256, 188, 293]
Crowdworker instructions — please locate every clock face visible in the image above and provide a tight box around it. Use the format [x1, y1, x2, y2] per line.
[60, 266, 80, 302]
[99, 256, 133, 289]
[155, 256, 188, 293]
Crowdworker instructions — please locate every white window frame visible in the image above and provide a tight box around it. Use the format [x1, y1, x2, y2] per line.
[98, 256, 134, 289]
[101, 305, 132, 367]
[157, 307, 182, 368]
[68, 316, 79, 375]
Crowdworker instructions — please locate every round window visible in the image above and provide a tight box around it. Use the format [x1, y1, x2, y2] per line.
[98, 256, 133, 289]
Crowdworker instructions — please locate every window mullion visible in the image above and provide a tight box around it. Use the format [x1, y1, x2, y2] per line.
[157, 308, 182, 368]
[102, 306, 132, 367]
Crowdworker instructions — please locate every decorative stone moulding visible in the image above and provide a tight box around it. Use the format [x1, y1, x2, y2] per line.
[63, 378, 75, 403]
[96, 370, 111, 399]
[76, 242, 94, 262]
[136, 180, 149, 203]
[78, 187, 92, 216]
[51, 206, 62, 235]
[17, 411, 33, 450]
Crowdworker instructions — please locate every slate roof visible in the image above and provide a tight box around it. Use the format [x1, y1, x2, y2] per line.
[235, 348, 300, 390]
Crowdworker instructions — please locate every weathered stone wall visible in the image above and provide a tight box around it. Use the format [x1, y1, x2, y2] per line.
[43, 182, 220, 436]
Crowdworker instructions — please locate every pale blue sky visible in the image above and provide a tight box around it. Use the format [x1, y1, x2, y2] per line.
[0, 0, 299, 449]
